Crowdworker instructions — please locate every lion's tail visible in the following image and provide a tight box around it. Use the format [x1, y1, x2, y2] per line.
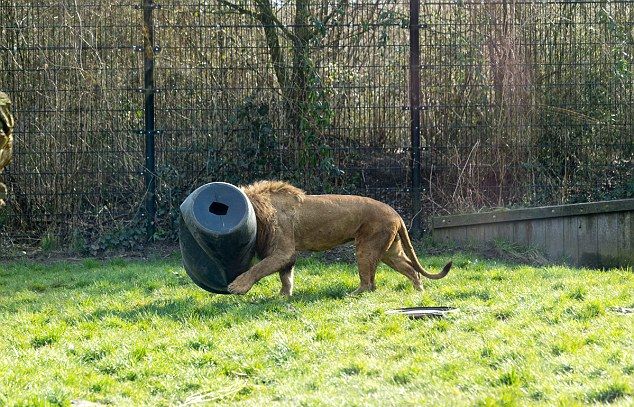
[397, 219, 451, 280]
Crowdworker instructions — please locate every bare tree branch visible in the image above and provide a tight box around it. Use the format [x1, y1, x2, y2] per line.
[322, 0, 349, 27]
[253, 0, 295, 40]
[217, 0, 258, 20]
[218, 0, 295, 41]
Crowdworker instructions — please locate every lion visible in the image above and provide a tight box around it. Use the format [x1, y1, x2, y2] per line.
[0, 91, 14, 208]
[227, 180, 451, 296]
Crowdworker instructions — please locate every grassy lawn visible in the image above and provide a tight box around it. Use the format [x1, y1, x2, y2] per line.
[0, 253, 632, 406]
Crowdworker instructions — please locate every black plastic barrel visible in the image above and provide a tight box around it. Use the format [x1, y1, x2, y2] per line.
[179, 182, 257, 293]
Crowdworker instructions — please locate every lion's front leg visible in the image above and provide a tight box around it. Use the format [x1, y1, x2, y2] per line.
[279, 265, 295, 297]
[228, 252, 297, 295]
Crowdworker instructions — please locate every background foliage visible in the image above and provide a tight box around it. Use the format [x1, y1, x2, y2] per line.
[0, 0, 631, 250]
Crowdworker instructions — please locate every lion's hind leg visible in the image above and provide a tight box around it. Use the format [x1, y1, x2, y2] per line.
[381, 236, 423, 291]
[352, 228, 397, 295]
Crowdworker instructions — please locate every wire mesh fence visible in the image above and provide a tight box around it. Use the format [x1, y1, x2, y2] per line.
[420, 0, 633, 215]
[0, 0, 632, 252]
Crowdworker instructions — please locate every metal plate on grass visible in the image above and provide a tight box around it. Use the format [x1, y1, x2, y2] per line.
[608, 307, 633, 314]
[386, 306, 458, 319]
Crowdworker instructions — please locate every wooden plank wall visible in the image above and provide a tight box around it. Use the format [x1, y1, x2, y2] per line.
[432, 200, 633, 268]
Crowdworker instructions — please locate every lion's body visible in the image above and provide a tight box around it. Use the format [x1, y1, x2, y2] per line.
[228, 180, 451, 295]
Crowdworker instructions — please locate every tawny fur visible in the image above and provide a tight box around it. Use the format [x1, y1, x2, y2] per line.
[230, 180, 451, 296]
[0, 91, 14, 208]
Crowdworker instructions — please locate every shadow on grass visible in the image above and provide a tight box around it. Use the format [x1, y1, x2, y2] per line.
[73, 281, 351, 325]
[47, 278, 349, 323]
[1, 258, 353, 323]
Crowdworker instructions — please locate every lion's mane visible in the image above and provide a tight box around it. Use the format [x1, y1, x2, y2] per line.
[241, 180, 305, 257]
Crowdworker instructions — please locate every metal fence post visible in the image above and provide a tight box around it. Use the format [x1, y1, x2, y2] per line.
[143, 0, 157, 241]
[409, 0, 422, 238]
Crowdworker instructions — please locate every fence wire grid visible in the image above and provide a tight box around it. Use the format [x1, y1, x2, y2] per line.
[0, 0, 632, 251]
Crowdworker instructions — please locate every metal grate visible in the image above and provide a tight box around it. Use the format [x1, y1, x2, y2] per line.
[418, 0, 633, 215]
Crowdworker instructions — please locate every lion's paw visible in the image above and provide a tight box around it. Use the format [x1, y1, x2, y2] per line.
[228, 274, 254, 295]
[349, 286, 373, 296]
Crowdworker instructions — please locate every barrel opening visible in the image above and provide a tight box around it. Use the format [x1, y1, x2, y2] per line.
[209, 201, 229, 216]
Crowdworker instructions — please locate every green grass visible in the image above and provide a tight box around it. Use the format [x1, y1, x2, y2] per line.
[0, 253, 632, 406]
